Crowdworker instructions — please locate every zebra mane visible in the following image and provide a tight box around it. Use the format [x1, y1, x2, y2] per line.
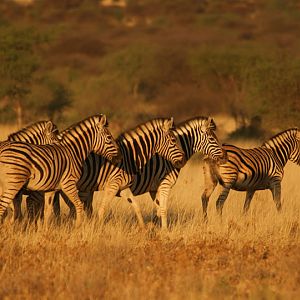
[262, 128, 299, 148]
[58, 114, 108, 139]
[176, 116, 216, 131]
[7, 120, 56, 141]
[118, 118, 173, 141]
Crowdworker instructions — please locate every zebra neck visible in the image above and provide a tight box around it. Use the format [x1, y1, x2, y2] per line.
[60, 134, 92, 170]
[8, 121, 46, 143]
[264, 139, 292, 167]
[175, 129, 193, 160]
[9, 128, 44, 143]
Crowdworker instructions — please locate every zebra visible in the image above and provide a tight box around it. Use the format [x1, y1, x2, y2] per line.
[0, 114, 120, 226]
[121, 116, 226, 228]
[2, 120, 59, 222]
[58, 116, 225, 229]
[35, 117, 186, 227]
[201, 128, 300, 220]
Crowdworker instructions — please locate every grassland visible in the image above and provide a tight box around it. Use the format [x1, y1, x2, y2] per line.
[0, 127, 299, 299]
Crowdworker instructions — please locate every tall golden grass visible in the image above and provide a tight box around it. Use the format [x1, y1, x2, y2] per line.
[0, 126, 299, 299]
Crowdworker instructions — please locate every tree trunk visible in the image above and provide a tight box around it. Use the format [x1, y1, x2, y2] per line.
[14, 99, 23, 128]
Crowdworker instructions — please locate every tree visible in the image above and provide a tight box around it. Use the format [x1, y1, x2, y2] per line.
[26, 78, 73, 123]
[0, 27, 39, 127]
[41, 80, 72, 123]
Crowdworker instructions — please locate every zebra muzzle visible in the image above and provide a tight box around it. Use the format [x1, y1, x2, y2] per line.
[174, 156, 186, 169]
[216, 149, 228, 165]
[111, 151, 123, 164]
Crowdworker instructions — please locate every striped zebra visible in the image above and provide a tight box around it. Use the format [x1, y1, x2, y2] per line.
[0, 114, 120, 226]
[37, 117, 186, 227]
[201, 128, 300, 220]
[122, 116, 226, 228]
[3, 120, 59, 222]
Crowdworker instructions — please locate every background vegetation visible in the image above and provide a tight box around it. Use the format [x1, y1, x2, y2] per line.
[0, 0, 300, 138]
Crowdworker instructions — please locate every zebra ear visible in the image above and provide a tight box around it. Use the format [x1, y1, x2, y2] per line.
[45, 121, 54, 133]
[207, 117, 217, 131]
[163, 117, 174, 132]
[98, 114, 107, 128]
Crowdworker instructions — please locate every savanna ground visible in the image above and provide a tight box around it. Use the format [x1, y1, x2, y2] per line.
[0, 125, 299, 299]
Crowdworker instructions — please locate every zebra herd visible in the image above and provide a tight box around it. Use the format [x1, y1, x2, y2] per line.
[0, 114, 299, 229]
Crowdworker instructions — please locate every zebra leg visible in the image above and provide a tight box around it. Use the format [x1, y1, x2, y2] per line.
[121, 188, 145, 229]
[150, 191, 161, 225]
[79, 191, 93, 218]
[98, 185, 118, 224]
[53, 192, 61, 224]
[44, 191, 57, 227]
[0, 185, 25, 222]
[216, 186, 231, 216]
[201, 160, 218, 221]
[26, 191, 44, 224]
[10, 190, 23, 224]
[60, 191, 76, 220]
[243, 190, 255, 214]
[3, 190, 23, 224]
[270, 180, 282, 212]
[156, 187, 171, 230]
[61, 187, 84, 227]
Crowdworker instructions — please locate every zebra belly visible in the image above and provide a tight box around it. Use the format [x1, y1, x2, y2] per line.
[232, 177, 271, 191]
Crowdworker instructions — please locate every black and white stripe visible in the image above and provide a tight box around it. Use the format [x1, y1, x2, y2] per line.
[0, 114, 120, 226]
[201, 128, 300, 220]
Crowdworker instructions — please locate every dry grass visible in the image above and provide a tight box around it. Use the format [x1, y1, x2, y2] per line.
[0, 126, 299, 299]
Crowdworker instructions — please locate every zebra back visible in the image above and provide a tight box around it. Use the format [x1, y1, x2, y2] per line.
[262, 128, 300, 166]
[57, 114, 120, 164]
[8, 120, 59, 145]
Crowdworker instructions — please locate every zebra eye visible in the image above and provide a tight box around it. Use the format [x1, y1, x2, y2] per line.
[170, 136, 177, 143]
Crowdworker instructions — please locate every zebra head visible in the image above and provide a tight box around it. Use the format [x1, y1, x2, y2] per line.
[192, 117, 226, 163]
[289, 129, 300, 165]
[154, 117, 186, 169]
[44, 121, 60, 144]
[92, 114, 121, 162]
[8, 120, 59, 145]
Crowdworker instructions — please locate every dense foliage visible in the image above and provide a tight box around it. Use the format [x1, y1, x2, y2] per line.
[0, 0, 300, 133]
